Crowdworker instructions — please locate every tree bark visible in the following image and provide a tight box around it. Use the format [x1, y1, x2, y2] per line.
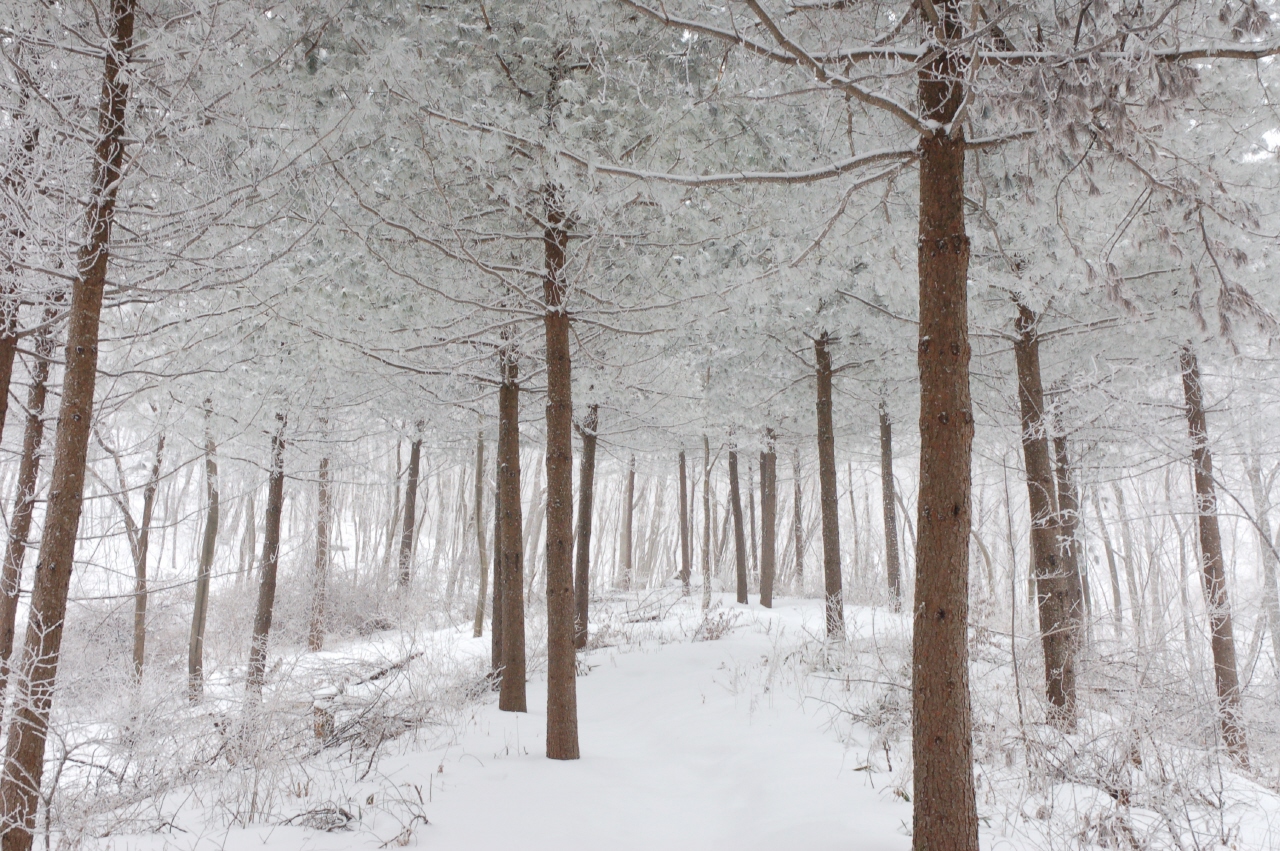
[573, 406, 598, 648]
[879, 400, 902, 610]
[701, 436, 713, 611]
[814, 332, 845, 638]
[0, 322, 56, 699]
[397, 432, 423, 587]
[472, 432, 489, 638]
[793, 449, 804, 588]
[542, 188, 578, 760]
[246, 415, 286, 702]
[0, 1, 135, 839]
[497, 338, 526, 711]
[678, 449, 692, 595]
[188, 400, 219, 702]
[622, 454, 635, 590]
[1179, 345, 1248, 766]
[309, 455, 332, 652]
[1013, 304, 1078, 727]
[912, 3, 979, 847]
[759, 433, 777, 608]
[728, 448, 749, 604]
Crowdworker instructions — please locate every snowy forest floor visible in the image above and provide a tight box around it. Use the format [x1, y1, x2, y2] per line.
[68, 591, 1280, 851]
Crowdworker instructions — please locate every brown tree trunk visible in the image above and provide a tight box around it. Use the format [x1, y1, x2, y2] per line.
[397, 432, 423, 587]
[814, 333, 845, 638]
[0, 323, 56, 700]
[309, 455, 332, 652]
[472, 432, 489, 638]
[246, 415, 286, 702]
[573, 405, 598, 648]
[678, 449, 691, 595]
[879, 400, 903, 610]
[911, 3, 979, 846]
[1179, 345, 1248, 766]
[498, 340, 526, 710]
[621, 455, 635, 590]
[701, 436, 713, 611]
[0, 3, 135, 839]
[1013, 305, 1078, 727]
[542, 189, 578, 760]
[759, 433, 777, 608]
[133, 433, 164, 677]
[793, 449, 804, 588]
[728, 448, 749, 604]
[188, 401, 219, 702]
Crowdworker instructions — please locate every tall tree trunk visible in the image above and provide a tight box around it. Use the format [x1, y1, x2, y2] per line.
[1090, 488, 1124, 639]
[701, 436, 713, 611]
[246, 415, 286, 702]
[1244, 454, 1280, 684]
[728, 448, 749, 604]
[133, 433, 164, 678]
[188, 400, 220, 703]
[397, 432, 423, 587]
[0, 322, 56, 700]
[309, 455, 332, 652]
[912, 3, 979, 847]
[793, 449, 804, 588]
[1053, 434, 1090, 617]
[759, 433, 777, 608]
[879, 400, 902, 610]
[498, 341, 526, 711]
[678, 449, 691, 596]
[1179, 345, 1248, 766]
[573, 406, 598, 648]
[814, 332, 845, 638]
[622, 455, 635, 590]
[0, 0, 135, 838]
[472, 432, 489, 638]
[542, 187, 578, 760]
[1013, 304, 1078, 727]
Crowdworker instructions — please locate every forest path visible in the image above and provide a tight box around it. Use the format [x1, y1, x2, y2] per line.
[388, 596, 912, 850]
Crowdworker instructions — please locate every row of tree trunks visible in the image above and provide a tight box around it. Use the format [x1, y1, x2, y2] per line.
[1013, 304, 1080, 728]
[813, 332, 844, 639]
[497, 344, 526, 711]
[573, 405, 598, 649]
[759, 434, 777, 608]
[188, 400, 220, 702]
[246, 415, 286, 703]
[1179, 345, 1248, 766]
[309, 453, 332, 652]
[0, 0, 137, 843]
[911, 3, 979, 847]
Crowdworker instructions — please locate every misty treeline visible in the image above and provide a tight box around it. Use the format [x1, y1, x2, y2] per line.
[1, 0, 1279, 848]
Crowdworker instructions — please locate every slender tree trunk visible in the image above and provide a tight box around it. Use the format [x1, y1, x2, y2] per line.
[473, 432, 489, 638]
[759, 433, 777, 608]
[133, 433, 164, 677]
[1179, 345, 1248, 765]
[0, 324, 56, 700]
[814, 333, 845, 638]
[1013, 304, 1078, 727]
[1244, 454, 1280, 683]
[622, 455, 635, 590]
[879, 400, 902, 610]
[793, 449, 804, 589]
[246, 415, 286, 701]
[678, 449, 691, 595]
[573, 406, 598, 648]
[0, 3, 135, 835]
[728, 448, 749, 604]
[397, 433, 423, 587]
[542, 187, 578, 760]
[912, 4, 979, 846]
[309, 455, 332, 652]
[188, 401, 220, 702]
[701, 436, 713, 611]
[1090, 488, 1124, 639]
[498, 342, 526, 711]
